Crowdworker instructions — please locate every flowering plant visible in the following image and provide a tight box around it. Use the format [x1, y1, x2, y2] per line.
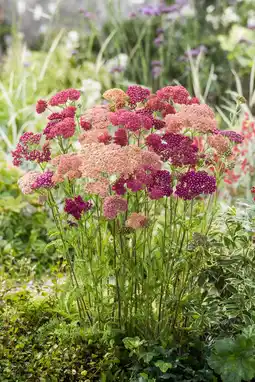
[225, 113, 255, 200]
[13, 84, 242, 338]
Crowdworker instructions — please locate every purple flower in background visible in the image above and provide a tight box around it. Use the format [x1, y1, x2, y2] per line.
[175, 171, 216, 200]
[129, 12, 137, 18]
[139, 5, 161, 16]
[110, 66, 125, 74]
[185, 45, 207, 58]
[154, 35, 164, 47]
[64, 195, 93, 220]
[159, 4, 180, 14]
[156, 27, 164, 35]
[151, 60, 162, 66]
[79, 9, 95, 19]
[151, 60, 162, 79]
[247, 18, 255, 30]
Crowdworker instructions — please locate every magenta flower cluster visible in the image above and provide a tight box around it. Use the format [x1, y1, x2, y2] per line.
[64, 196, 93, 220]
[146, 132, 198, 166]
[175, 171, 216, 200]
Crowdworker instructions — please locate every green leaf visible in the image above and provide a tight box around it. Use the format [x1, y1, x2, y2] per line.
[154, 360, 172, 373]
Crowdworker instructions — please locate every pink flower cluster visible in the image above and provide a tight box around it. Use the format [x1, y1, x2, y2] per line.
[18, 170, 54, 194]
[103, 195, 128, 219]
[15, 85, 243, 226]
[126, 85, 150, 105]
[165, 104, 217, 134]
[52, 154, 82, 183]
[109, 109, 153, 131]
[43, 106, 77, 139]
[48, 88, 80, 106]
[126, 212, 148, 229]
[12, 133, 51, 166]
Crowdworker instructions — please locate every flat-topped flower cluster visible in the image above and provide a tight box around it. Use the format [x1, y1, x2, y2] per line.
[13, 84, 243, 223]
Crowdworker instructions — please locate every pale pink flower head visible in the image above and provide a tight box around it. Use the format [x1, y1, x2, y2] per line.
[80, 105, 110, 131]
[126, 212, 148, 229]
[18, 171, 40, 194]
[85, 178, 110, 197]
[52, 153, 82, 183]
[103, 88, 127, 110]
[79, 129, 111, 145]
[103, 195, 128, 219]
[164, 114, 185, 133]
[79, 143, 161, 180]
[208, 134, 230, 155]
[180, 104, 215, 119]
[164, 104, 217, 134]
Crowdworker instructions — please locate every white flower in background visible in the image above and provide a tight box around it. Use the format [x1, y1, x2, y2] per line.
[80, 79, 102, 107]
[39, 24, 48, 35]
[206, 14, 220, 30]
[206, 5, 215, 13]
[48, 2, 58, 14]
[180, 4, 195, 18]
[28, 5, 51, 21]
[17, 0, 26, 14]
[221, 7, 240, 27]
[68, 31, 79, 43]
[128, 0, 145, 4]
[66, 30, 80, 52]
[105, 53, 128, 73]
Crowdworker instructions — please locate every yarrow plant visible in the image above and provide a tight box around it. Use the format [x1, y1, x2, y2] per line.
[224, 113, 254, 200]
[12, 84, 242, 338]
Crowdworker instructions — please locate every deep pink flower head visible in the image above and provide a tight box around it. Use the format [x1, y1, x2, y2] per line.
[98, 131, 112, 145]
[220, 130, 243, 144]
[112, 177, 126, 195]
[188, 97, 200, 105]
[64, 195, 92, 220]
[146, 132, 198, 166]
[126, 85, 150, 105]
[31, 171, 54, 190]
[114, 128, 128, 146]
[36, 99, 48, 114]
[80, 118, 91, 130]
[103, 195, 128, 219]
[156, 85, 190, 104]
[12, 133, 51, 166]
[44, 117, 76, 139]
[49, 88, 81, 106]
[146, 95, 176, 117]
[126, 177, 143, 192]
[109, 109, 152, 131]
[175, 170, 216, 200]
[147, 169, 173, 199]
